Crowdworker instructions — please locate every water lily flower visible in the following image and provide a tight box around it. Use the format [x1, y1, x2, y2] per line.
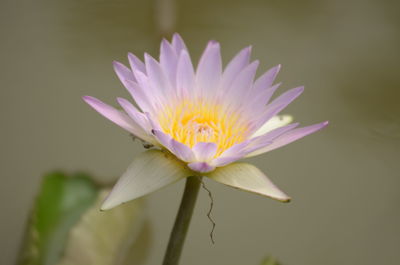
[83, 34, 328, 210]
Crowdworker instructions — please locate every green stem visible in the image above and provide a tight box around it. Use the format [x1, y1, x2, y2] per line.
[162, 176, 202, 265]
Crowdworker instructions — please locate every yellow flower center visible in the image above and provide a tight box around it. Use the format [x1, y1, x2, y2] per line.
[158, 100, 249, 156]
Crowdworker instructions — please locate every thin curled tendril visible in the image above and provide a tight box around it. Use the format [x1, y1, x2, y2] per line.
[198, 177, 216, 244]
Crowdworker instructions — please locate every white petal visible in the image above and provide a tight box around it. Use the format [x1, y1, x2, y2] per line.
[206, 163, 290, 202]
[252, 115, 293, 138]
[101, 150, 190, 210]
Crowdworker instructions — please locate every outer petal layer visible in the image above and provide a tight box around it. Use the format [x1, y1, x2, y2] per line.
[246, 121, 329, 157]
[252, 115, 294, 138]
[82, 96, 147, 140]
[206, 163, 290, 202]
[101, 150, 191, 210]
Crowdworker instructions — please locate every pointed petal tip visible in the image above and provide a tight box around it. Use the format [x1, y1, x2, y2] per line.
[127, 52, 135, 59]
[100, 197, 135, 211]
[161, 38, 172, 49]
[144, 52, 151, 60]
[100, 191, 127, 211]
[172, 32, 182, 40]
[297, 86, 305, 92]
[82, 95, 92, 102]
[116, 97, 134, 111]
[314, 120, 329, 130]
[112, 60, 122, 68]
[207, 40, 220, 48]
[253, 60, 260, 69]
[116, 97, 129, 106]
[82, 95, 99, 105]
[271, 64, 282, 75]
[100, 200, 116, 211]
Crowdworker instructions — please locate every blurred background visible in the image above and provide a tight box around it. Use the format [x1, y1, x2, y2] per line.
[1, 0, 399, 264]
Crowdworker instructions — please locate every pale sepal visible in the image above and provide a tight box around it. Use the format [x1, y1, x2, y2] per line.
[101, 150, 191, 210]
[206, 163, 290, 202]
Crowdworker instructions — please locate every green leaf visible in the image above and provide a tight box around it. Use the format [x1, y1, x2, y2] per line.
[17, 172, 98, 265]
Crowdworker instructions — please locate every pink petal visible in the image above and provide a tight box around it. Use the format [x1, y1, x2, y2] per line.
[117, 97, 151, 132]
[124, 79, 153, 112]
[246, 121, 329, 157]
[144, 53, 171, 97]
[254, 86, 304, 130]
[192, 142, 218, 161]
[170, 140, 195, 162]
[160, 39, 178, 87]
[217, 140, 251, 158]
[250, 82, 281, 110]
[210, 140, 252, 167]
[128, 52, 146, 74]
[113, 61, 136, 87]
[252, 65, 281, 99]
[151, 130, 194, 162]
[195, 41, 222, 99]
[211, 155, 244, 167]
[211, 123, 299, 167]
[152, 129, 173, 150]
[188, 162, 215, 173]
[143, 112, 163, 132]
[176, 50, 195, 100]
[268, 86, 304, 111]
[83, 96, 144, 137]
[220, 46, 252, 89]
[224, 60, 259, 105]
[171, 33, 188, 54]
[132, 70, 165, 111]
[250, 123, 299, 146]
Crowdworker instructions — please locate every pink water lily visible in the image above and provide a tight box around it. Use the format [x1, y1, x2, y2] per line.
[83, 34, 328, 210]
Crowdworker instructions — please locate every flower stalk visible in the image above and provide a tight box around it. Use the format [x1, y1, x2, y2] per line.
[162, 176, 202, 265]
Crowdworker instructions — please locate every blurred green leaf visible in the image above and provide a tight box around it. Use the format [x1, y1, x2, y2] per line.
[17, 172, 98, 265]
[56, 190, 149, 265]
[17, 172, 149, 265]
[260, 256, 282, 265]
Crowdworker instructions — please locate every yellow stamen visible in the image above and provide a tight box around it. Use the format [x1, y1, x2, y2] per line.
[158, 100, 249, 156]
